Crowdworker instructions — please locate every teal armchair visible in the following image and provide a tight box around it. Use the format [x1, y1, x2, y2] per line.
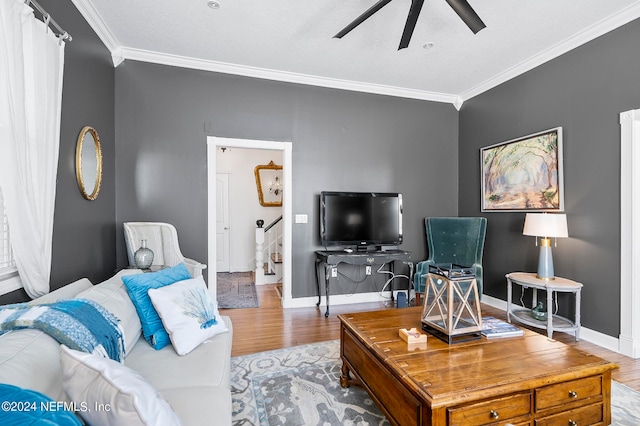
[413, 217, 487, 301]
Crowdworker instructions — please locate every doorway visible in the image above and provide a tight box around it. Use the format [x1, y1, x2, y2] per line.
[207, 137, 293, 308]
[215, 148, 283, 279]
[216, 172, 230, 272]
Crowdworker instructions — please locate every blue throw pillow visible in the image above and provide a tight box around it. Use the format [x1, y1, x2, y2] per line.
[122, 263, 191, 349]
[0, 384, 82, 425]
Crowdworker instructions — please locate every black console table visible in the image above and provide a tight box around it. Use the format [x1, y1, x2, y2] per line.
[314, 250, 413, 317]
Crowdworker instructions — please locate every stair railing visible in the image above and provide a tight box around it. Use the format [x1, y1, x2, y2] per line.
[264, 216, 283, 275]
[255, 216, 283, 283]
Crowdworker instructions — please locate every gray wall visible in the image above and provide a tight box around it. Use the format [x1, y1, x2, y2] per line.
[114, 62, 459, 297]
[458, 18, 640, 337]
[0, 0, 116, 304]
[7, 2, 635, 339]
[45, 0, 117, 288]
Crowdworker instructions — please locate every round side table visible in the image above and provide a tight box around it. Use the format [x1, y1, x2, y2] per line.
[506, 272, 582, 341]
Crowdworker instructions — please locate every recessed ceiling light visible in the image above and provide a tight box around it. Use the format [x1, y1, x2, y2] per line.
[423, 42, 435, 50]
[207, 1, 220, 9]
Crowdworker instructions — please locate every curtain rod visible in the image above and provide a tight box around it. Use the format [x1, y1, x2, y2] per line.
[26, 0, 72, 41]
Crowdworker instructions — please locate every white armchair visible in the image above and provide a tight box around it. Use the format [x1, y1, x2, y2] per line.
[123, 222, 207, 277]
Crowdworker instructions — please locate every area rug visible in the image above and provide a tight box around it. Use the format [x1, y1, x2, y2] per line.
[217, 272, 259, 309]
[231, 340, 640, 426]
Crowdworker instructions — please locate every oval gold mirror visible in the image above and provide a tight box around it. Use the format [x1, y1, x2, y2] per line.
[254, 161, 283, 207]
[75, 126, 103, 201]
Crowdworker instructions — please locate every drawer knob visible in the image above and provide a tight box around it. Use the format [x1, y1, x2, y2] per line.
[489, 410, 499, 419]
[568, 420, 577, 426]
[568, 390, 578, 398]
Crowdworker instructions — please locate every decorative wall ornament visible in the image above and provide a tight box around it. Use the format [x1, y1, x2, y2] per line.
[254, 161, 283, 207]
[75, 126, 103, 201]
[481, 127, 564, 212]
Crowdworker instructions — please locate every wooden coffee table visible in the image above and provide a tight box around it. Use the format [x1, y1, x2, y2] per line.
[338, 307, 618, 426]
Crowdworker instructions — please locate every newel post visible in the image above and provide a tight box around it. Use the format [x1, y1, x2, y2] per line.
[255, 220, 265, 284]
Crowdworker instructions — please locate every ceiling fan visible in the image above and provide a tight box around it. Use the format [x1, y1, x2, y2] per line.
[334, 0, 486, 50]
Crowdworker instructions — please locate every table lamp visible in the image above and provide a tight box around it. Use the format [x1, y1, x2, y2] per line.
[523, 213, 568, 280]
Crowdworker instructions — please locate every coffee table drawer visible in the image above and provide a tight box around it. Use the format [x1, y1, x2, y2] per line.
[343, 331, 421, 425]
[448, 392, 531, 425]
[535, 376, 602, 411]
[534, 402, 603, 426]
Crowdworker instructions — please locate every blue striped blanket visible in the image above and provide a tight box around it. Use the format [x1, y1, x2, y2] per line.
[0, 299, 125, 362]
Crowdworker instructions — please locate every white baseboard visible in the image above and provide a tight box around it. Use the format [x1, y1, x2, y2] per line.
[481, 295, 621, 354]
[285, 292, 623, 355]
[286, 291, 393, 309]
[393, 290, 408, 299]
[619, 335, 640, 359]
[259, 274, 281, 285]
[481, 294, 508, 312]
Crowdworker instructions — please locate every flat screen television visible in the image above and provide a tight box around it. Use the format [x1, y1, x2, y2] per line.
[320, 191, 403, 250]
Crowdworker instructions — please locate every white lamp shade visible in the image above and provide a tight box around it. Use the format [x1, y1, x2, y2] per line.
[523, 213, 568, 238]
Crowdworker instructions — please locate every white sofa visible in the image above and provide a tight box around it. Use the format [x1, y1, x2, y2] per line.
[0, 269, 233, 425]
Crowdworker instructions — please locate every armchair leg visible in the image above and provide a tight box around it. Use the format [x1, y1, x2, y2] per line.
[415, 292, 423, 306]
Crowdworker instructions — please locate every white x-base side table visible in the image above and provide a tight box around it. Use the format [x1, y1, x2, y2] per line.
[506, 272, 582, 341]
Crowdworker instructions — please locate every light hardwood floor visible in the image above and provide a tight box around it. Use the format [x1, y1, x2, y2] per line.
[220, 283, 640, 392]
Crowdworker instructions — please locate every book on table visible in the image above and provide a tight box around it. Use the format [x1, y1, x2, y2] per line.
[481, 316, 524, 339]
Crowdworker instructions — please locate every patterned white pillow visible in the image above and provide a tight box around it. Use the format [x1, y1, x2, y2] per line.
[148, 276, 228, 356]
[59, 345, 181, 426]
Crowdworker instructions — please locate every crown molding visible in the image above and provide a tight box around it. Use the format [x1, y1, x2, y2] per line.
[119, 47, 458, 105]
[70, 0, 459, 105]
[459, 2, 640, 103]
[71, 0, 639, 108]
[70, 0, 120, 58]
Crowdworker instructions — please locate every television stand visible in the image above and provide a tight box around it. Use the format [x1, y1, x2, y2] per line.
[314, 250, 413, 317]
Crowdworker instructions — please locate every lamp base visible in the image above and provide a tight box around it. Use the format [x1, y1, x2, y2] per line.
[536, 240, 555, 280]
[536, 275, 555, 281]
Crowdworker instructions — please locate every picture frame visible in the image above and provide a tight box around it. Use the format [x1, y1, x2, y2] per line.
[481, 127, 564, 212]
[254, 161, 283, 207]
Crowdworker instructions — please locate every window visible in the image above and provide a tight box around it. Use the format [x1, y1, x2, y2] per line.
[0, 187, 14, 269]
[0, 186, 20, 295]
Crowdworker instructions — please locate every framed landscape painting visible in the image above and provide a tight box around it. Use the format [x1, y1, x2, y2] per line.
[481, 127, 564, 212]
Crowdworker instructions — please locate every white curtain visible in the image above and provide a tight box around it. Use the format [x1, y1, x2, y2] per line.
[0, 0, 65, 298]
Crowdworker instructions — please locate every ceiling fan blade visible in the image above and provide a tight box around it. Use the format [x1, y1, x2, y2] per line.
[398, 0, 425, 50]
[334, 0, 394, 39]
[445, 0, 486, 34]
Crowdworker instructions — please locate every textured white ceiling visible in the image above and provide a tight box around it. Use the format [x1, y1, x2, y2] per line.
[78, 0, 640, 105]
